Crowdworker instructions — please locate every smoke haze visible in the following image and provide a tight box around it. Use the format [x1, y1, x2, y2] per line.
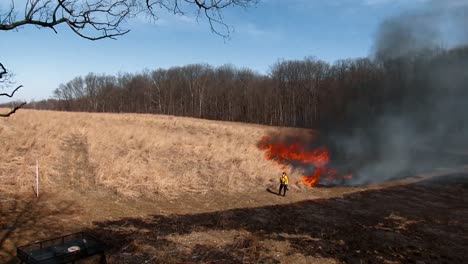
[338, 0, 468, 184]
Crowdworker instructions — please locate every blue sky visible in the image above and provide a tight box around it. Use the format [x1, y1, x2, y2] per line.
[1, 0, 430, 101]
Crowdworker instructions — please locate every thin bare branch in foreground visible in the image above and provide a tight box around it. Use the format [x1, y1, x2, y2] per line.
[0, 85, 23, 98]
[0, 102, 27, 117]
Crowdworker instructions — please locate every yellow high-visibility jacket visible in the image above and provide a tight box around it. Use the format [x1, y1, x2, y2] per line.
[280, 174, 289, 185]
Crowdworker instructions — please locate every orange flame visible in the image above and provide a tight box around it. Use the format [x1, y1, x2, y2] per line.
[258, 136, 352, 187]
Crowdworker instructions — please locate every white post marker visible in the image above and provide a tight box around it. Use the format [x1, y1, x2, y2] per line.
[36, 160, 39, 197]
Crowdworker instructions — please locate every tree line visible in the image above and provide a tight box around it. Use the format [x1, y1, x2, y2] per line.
[25, 45, 468, 133]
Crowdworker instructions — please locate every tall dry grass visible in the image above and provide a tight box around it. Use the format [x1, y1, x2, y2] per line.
[0, 110, 306, 198]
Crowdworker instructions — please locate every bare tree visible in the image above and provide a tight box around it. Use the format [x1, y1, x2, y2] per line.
[0, 62, 26, 117]
[0, 0, 258, 116]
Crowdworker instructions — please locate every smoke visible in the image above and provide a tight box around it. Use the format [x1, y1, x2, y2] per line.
[334, 0, 468, 184]
[374, 0, 468, 60]
[374, 12, 439, 61]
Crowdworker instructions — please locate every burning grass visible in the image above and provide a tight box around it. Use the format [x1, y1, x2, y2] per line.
[257, 135, 352, 187]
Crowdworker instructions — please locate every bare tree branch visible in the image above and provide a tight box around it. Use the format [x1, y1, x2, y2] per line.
[144, 0, 258, 38]
[1, 0, 258, 40]
[0, 63, 7, 79]
[0, 85, 23, 98]
[0, 0, 140, 40]
[0, 62, 17, 90]
[191, 0, 257, 38]
[0, 102, 27, 117]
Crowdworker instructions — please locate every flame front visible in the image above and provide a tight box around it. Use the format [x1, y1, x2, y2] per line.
[258, 136, 352, 187]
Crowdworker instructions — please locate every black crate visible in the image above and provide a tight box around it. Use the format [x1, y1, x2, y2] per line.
[17, 232, 106, 264]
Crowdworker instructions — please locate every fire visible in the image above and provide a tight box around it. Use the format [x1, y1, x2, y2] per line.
[258, 136, 352, 187]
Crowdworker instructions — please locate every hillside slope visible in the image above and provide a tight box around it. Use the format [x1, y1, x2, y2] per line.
[1, 110, 467, 263]
[0, 110, 310, 197]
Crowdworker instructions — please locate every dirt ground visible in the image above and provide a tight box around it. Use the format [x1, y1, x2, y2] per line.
[1, 168, 468, 263]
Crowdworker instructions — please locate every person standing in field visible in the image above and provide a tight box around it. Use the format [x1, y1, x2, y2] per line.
[279, 171, 289, 196]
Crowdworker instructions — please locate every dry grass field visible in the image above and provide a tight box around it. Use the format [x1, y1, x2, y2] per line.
[1, 110, 467, 263]
[0, 109, 313, 198]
